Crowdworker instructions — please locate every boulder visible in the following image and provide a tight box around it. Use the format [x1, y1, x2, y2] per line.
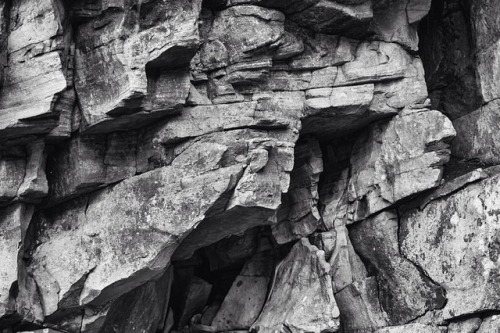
[400, 174, 500, 319]
[347, 109, 455, 222]
[349, 211, 446, 325]
[252, 238, 340, 333]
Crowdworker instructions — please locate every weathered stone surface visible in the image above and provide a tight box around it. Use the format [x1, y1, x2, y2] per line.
[476, 315, 500, 333]
[211, 253, 272, 330]
[0, 0, 71, 141]
[372, 0, 431, 51]
[400, 174, 500, 319]
[328, 225, 367, 292]
[349, 211, 446, 325]
[178, 277, 212, 328]
[347, 109, 455, 222]
[336, 41, 412, 86]
[0, 148, 26, 203]
[452, 100, 500, 165]
[272, 138, 323, 244]
[289, 1, 373, 37]
[96, 268, 173, 333]
[209, 6, 284, 65]
[74, 0, 201, 133]
[23, 145, 245, 316]
[447, 317, 482, 333]
[334, 277, 389, 332]
[375, 323, 446, 333]
[252, 238, 340, 333]
[302, 84, 375, 138]
[17, 141, 48, 201]
[0, 204, 33, 321]
[419, 1, 482, 120]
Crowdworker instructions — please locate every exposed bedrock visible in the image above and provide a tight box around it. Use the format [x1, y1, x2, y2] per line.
[1, 0, 500, 332]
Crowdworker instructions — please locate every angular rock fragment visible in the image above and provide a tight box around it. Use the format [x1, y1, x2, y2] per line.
[328, 225, 367, 292]
[336, 41, 412, 86]
[74, 0, 201, 133]
[272, 138, 323, 243]
[252, 238, 340, 333]
[17, 141, 48, 201]
[22, 145, 245, 317]
[178, 277, 212, 329]
[0, 0, 72, 141]
[334, 277, 389, 332]
[211, 252, 273, 331]
[400, 173, 500, 319]
[347, 109, 455, 222]
[371, 0, 432, 51]
[349, 211, 446, 325]
[452, 100, 500, 165]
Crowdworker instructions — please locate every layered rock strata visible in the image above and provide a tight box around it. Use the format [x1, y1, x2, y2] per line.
[0, 0, 499, 333]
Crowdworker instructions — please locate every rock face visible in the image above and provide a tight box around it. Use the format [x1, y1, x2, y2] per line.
[1, 0, 500, 332]
[401, 173, 500, 319]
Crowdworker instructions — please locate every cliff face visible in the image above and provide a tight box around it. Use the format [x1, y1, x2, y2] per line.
[0, 0, 499, 332]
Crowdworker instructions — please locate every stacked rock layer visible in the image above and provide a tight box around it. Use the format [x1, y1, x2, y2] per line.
[0, 0, 499, 332]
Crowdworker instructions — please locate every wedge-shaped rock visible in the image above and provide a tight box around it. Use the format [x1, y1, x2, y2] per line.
[452, 99, 500, 164]
[22, 141, 245, 317]
[328, 225, 367, 292]
[173, 129, 296, 260]
[74, 0, 200, 133]
[93, 268, 173, 333]
[252, 238, 340, 333]
[371, 0, 432, 51]
[334, 277, 389, 332]
[211, 252, 273, 330]
[349, 211, 446, 325]
[347, 109, 455, 222]
[0, 0, 71, 141]
[400, 174, 500, 319]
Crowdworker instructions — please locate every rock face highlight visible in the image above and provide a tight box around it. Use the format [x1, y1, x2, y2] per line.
[0, 0, 499, 332]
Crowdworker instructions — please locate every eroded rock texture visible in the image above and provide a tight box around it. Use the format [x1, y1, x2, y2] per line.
[1, 0, 500, 332]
